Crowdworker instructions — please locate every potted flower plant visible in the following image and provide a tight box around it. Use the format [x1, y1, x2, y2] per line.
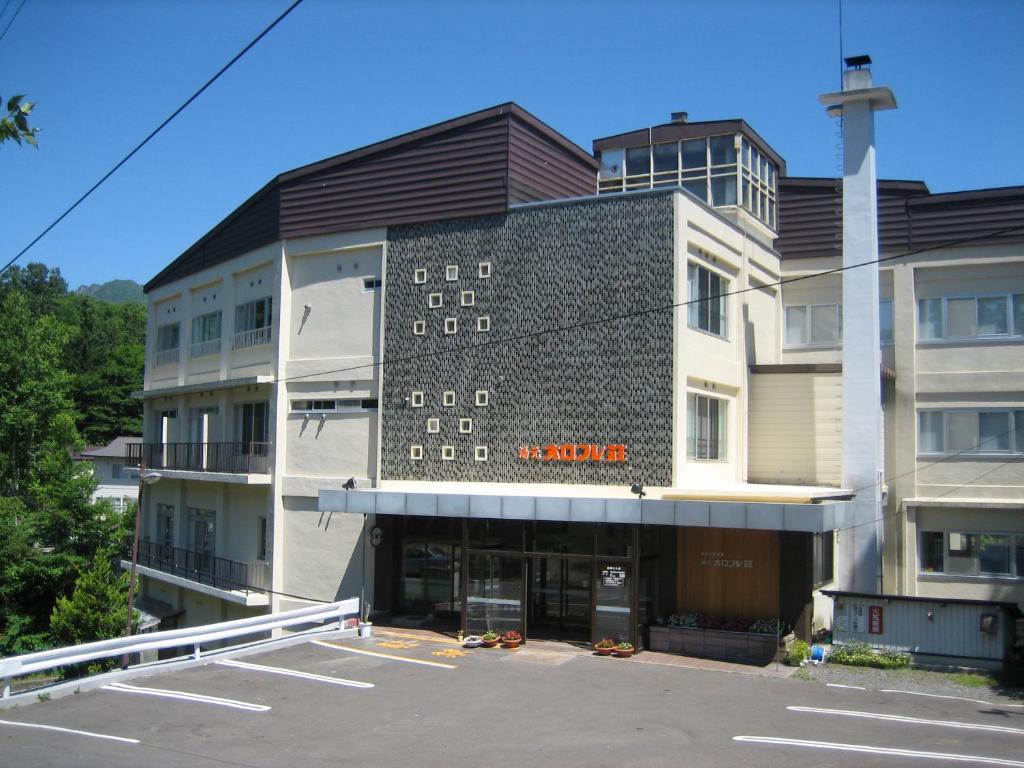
[501, 630, 523, 649]
[593, 637, 616, 656]
[613, 641, 634, 658]
[481, 631, 501, 648]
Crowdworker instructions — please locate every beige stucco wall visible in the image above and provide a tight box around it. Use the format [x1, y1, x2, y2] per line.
[280, 496, 370, 604]
[672, 193, 781, 486]
[911, 505, 1024, 607]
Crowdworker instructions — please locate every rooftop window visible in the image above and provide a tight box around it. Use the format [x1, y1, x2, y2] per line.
[597, 133, 777, 229]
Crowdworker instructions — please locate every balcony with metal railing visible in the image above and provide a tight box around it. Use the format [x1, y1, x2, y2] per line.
[190, 337, 222, 359]
[232, 326, 272, 351]
[154, 348, 180, 367]
[126, 441, 271, 481]
[128, 539, 270, 606]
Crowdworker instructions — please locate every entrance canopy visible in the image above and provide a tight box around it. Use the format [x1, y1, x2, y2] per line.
[318, 481, 852, 533]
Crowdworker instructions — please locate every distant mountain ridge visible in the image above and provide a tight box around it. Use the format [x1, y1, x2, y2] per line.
[76, 279, 144, 304]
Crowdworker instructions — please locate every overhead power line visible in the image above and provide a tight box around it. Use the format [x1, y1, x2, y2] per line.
[0, 0, 306, 278]
[0, 0, 27, 46]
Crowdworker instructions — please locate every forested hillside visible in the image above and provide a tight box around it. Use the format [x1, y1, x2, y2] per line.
[0, 262, 145, 657]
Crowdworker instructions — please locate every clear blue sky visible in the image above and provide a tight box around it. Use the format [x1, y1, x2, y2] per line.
[2, 0, 1022, 290]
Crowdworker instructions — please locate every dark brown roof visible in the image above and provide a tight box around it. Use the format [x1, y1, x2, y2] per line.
[592, 118, 786, 175]
[146, 103, 597, 292]
[776, 178, 1024, 259]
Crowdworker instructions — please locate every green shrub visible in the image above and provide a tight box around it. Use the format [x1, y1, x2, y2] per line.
[828, 641, 910, 669]
[786, 640, 810, 666]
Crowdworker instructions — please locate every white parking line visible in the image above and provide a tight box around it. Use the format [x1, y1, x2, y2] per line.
[216, 658, 374, 688]
[879, 689, 1024, 708]
[788, 705, 1024, 735]
[103, 682, 271, 712]
[734, 736, 1024, 766]
[311, 640, 457, 669]
[826, 683, 866, 690]
[0, 719, 139, 745]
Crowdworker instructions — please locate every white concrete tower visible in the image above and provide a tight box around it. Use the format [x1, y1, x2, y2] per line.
[819, 56, 897, 593]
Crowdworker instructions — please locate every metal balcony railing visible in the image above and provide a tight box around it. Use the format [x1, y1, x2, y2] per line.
[190, 338, 221, 358]
[135, 539, 270, 594]
[126, 442, 271, 474]
[154, 348, 180, 367]
[232, 326, 272, 351]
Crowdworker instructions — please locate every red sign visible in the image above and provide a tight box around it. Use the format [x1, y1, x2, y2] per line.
[868, 605, 884, 635]
[517, 443, 628, 463]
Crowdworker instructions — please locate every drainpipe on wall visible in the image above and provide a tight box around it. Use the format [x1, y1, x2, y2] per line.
[819, 56, 897, 594]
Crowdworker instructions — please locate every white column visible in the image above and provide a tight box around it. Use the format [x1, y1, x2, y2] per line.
[820, 62, 897, 594]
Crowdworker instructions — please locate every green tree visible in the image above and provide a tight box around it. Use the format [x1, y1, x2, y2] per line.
[50, 556, 134, 675]
[58, 294, 145, 444]
[1, 94, 38, 147]
[0, 263, 68, 316]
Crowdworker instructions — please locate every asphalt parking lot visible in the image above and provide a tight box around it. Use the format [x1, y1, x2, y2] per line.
[2, 630, 1024, 768]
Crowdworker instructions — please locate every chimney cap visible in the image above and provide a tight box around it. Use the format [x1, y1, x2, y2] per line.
[670, 111, 689, 124]
[844, 54, 872, 69]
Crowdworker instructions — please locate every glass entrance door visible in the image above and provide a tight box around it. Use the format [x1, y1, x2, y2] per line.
[528, 557, 590, 640]
[593, 561, 632, 645]
[465, 553, 523, 636]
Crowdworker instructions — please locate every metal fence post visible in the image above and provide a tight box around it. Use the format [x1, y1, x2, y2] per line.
[193, 644, 201, 660]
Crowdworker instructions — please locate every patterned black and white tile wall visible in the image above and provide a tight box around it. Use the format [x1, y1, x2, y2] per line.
[382, 191, 675, 486]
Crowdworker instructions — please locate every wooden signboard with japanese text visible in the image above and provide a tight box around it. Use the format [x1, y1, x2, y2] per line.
[677, 528, 779, 621]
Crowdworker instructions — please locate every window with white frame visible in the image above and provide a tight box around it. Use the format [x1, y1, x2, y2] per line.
[783, 301, 894, 346]
[478, 262, 492, 279]
[362, 277, 382, 291]
[477, 316, 490, 332]
[428, 293, 443, 309]
[475, 390, 489, 407]
[291, 399, 337, 412]
[233, 297, 272, 349]
[291, 399, 377, 412]
[445, 265, 459, 281]
[461, 290, 475, 307]
[442, 391, 456, 407]
[475, 446, 488, 462]
[918, 409, 1024, 455]
[919, 530, 1024, 578]
[597, 134, 777, 228]
[687, 393, 728, 460]
[687, 264, 727, 338]
[190, 311, 222, 358]
[459, 418, 472, 434]
[784, 304, 841, 346]
[413, 320, 426, 335]
[411, 391, 424, 408]
[156, 323, 180, 366]
[444, 318, 457, 334]
[410, 445, 423, 460]
[441, 445, 455, 461]
[427, 418, 440, 433]
[918, 293, 1024, 341]
[414, 268, 427, 284]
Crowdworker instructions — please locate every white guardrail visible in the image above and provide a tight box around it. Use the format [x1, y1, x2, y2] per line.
[0, 597, 359, 699]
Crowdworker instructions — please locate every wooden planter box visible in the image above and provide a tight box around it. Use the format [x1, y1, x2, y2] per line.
[649, 625, 794, 663]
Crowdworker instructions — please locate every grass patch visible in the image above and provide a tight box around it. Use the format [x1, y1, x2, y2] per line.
[790, 666, 814, 682]
[948, 672, 997, 689]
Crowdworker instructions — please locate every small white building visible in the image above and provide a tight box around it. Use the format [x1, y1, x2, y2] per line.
[76, 436, 142, 513]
